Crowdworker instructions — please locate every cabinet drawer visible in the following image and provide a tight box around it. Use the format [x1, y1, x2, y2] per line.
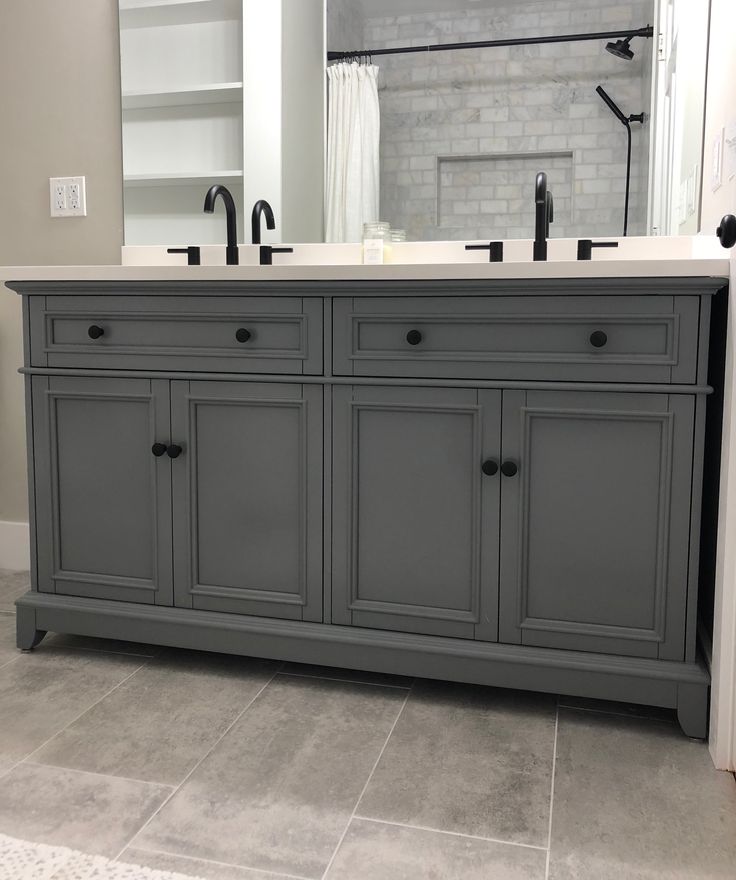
[333, 295, 700, 383]
[30, 295, 323, 374]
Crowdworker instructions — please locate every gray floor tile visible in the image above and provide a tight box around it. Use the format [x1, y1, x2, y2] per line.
[33, 649, 280, 785]
[548, 708, 736, 880]
[136, 675, 406, 878]
[0, 762, 171, 858]
[0, 614, 18, 667]
[123, 847, 302, 879]
[41, 632, 162, 657]
[558, 693, 677, 724]
[357, 681, 556, 847]
[0, 570, 29, 614]
[280, 662, 413, 689]
[0, 646, 144, 766]
[325, 818, 547, 879]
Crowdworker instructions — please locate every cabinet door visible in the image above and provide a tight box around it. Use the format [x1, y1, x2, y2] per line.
[499, 391, 694, 659]
[171, 381, 323, 621]
[32, 376, 173, 604]
[332, 385, 501, 640]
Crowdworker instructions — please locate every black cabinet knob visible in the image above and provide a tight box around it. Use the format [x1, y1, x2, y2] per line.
[716, 214, 736, 249]
[88, 325, 105, 340]
[406, 329, 423, 345]
[501, 461, 518, 477]
[151, 443, 167, 457]
[481, 460, 499, 476]
[590, 330, 608, 348]
[235, 328, 252, 343]
[166, 444, 183, 459]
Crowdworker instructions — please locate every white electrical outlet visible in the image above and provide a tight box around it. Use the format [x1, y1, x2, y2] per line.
[50, 176, 87, 218]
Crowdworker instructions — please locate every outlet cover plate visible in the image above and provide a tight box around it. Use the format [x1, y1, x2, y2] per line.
[50, 176, 87, 217]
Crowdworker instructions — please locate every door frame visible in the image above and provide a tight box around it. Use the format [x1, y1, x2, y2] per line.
[710, 247, 736, 772]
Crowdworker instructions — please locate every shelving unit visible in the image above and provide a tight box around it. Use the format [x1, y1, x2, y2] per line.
[119, 0, 244, 245]
[118, 0, 326, 247]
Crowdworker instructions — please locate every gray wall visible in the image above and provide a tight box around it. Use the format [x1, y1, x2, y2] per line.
[340, 0, 654, 241]
[0, 0, 124, 525]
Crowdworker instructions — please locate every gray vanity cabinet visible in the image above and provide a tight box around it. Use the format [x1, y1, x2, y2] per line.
[13, 279, 722, 739]
[31, 375, 173, 605]
[170, 380, 323, 621]
[331, 384, 501, 640]
[498, 390, 695, 660]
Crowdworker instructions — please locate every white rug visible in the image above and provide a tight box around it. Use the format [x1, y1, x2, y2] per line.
[0, 833, 206, 880]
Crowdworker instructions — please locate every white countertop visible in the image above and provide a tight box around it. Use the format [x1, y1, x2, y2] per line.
[0, 258, 730, 286]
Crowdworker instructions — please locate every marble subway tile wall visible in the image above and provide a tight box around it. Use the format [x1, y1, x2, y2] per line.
[359, 0, 654, 241]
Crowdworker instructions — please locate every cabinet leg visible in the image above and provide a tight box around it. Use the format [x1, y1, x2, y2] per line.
[16, 605, 47, 652]
[676, 682, 709, 739]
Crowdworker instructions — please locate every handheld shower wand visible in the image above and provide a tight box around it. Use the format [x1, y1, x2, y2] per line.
[596, 86, 645, 236]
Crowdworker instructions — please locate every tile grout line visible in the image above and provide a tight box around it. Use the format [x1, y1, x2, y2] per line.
[112, 661, 286, 863]
[320, 681, 414, 880]
[276, 670, 412, 690]
[558, 702, 677, 725]
[545, 703, 560, 880]
[18, 659, 152, 766]
[352, 815, 549, 853]
[121, 844, 314, 880]
[21, 759, 175, 792]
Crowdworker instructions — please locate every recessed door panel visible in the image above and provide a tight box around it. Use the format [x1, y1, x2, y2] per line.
[499, 390, 694, 659]
[172, 381, 323, 620]
[332, 385, 500, 640]
[32, 376, 172, 604]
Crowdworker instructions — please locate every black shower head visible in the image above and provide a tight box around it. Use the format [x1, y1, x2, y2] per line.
[606, 36, 635, 60]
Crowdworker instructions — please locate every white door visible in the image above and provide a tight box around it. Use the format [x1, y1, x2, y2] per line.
[711, 235, 736, 771]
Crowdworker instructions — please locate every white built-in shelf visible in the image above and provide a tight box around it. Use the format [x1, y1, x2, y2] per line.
[119, 0, 240, 27]
[124, 170, 244, 188]
[122, 82, 243, 110]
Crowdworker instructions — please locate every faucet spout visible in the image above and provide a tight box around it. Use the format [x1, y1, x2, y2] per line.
[251, 200, 276, 245]
[533, 172, 554, 261]
[203, 184, 239, 265]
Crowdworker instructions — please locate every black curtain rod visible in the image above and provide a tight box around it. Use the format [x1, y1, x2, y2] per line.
[327, 25, 654, 61]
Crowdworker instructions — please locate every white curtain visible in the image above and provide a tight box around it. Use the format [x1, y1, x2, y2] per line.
[325, 62, 380, 243]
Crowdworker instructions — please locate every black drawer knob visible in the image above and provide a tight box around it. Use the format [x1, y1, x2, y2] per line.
[481, 460, 499, 476]
[236, 328, 252, 343]
[151, 443, 167, 457]
[501, 461, 518, 477]
[167, 444, 183, 459]
[406, 329, 423, 346]
[88, 325, 105, 340]
[589, 330, 608, 348]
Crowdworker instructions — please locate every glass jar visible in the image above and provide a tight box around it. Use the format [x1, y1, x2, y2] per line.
[389, 229, 407, 242]
[362, 221, 391, 265]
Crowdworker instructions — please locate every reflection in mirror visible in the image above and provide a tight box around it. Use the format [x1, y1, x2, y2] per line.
[118, 0, 711, 247]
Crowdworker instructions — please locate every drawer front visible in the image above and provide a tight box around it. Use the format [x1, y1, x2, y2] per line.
[333, 295, 700, 383]
[30, 295, 323, 374]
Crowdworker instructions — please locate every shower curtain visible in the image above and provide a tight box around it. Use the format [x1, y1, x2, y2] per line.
[325, 61, 380, 243]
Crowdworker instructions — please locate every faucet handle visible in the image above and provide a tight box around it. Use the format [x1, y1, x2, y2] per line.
[167, 246, 201, 266]
[577, 240, 619, 261]
[260, 246, 294, 266]
[465, 242, 504, 263]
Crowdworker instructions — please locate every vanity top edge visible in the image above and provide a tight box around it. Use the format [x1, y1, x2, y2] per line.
[1, 258, 730, 291]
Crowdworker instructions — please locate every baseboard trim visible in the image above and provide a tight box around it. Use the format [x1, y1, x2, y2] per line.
[0, 521, 30, 571]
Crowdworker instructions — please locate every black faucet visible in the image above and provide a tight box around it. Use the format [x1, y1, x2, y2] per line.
[203, 185, 239, 265]
[251, 200, 276, 245]
[533, 172, 554, 261]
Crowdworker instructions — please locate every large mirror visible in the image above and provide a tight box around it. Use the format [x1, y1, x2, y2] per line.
[118, 0, 710, 246]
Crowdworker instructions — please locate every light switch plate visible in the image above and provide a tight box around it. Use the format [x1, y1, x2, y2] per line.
[50, 176, 87, 217]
